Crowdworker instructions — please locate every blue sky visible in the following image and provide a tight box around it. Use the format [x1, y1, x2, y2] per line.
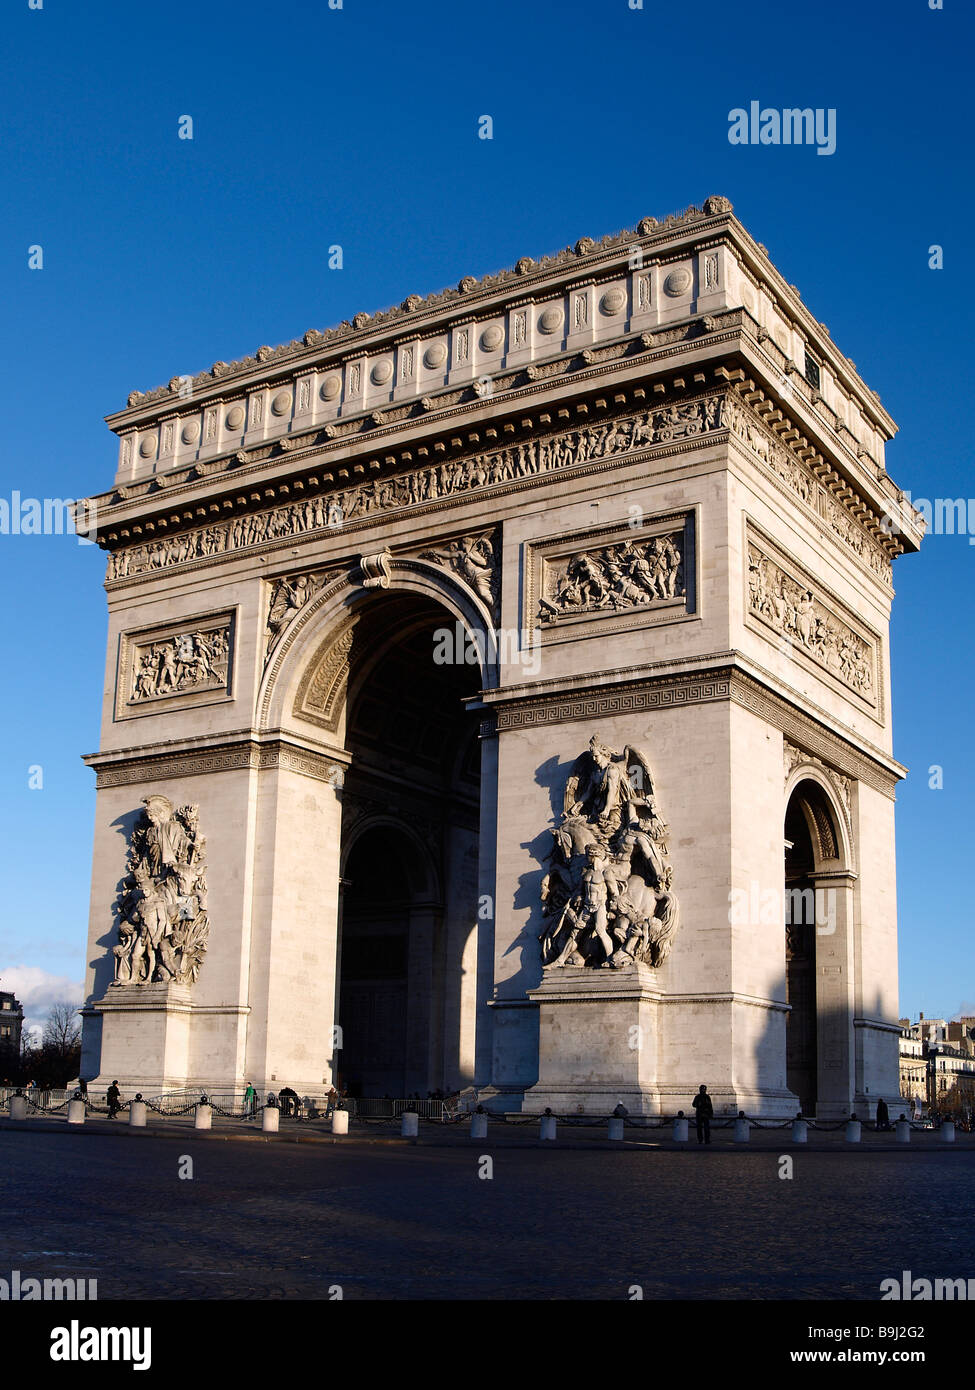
[0, 0, 970, 1028]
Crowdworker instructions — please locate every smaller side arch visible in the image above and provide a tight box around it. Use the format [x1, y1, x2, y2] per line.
[339, 814, 441, 904]
[784, 763, 854, 872]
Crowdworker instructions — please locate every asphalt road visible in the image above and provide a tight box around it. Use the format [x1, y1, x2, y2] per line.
[2, 1127, 972, 1300]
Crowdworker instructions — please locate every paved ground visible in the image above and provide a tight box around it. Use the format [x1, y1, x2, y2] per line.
[2, 1118, 973, 1299]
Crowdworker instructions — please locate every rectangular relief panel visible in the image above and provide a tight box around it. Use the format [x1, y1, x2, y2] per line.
[744, 519, 880, 714]
[115, 609, 236, 720]
[524, 508, 697, 645]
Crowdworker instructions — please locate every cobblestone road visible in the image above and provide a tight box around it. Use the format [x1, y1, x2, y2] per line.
[1, 1125, 972, 1299]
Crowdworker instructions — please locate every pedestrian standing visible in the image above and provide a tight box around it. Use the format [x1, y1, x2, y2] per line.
[876, 1096, 890, 1131]
[107, 1079, 121, 1119]
[692, 1084, 713, 1145]
[244, 1081, 255, 1119]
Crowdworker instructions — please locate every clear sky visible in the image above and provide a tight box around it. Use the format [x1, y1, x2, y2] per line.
[0, 0, 970, 1031]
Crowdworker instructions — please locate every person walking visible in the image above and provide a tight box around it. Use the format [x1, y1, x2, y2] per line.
[692, 1084, 713, 1145]
[243, 1081, 255, 1119]
[876, 1096, 890, 1132]
[106, 1080, 121, 1119]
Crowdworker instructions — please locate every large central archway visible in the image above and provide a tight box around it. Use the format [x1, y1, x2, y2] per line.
[336, 595, 482, 1098]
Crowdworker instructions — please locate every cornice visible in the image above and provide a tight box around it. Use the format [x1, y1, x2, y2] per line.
[83, 731, 350, 790]
[108, 197, 738, 421]
[89, 316, 738, 538]
[479, 656, 904, 797]
[102, 198, 896, 465]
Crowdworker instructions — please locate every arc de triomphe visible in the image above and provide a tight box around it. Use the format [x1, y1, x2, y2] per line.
[78, 196, 923, 1117]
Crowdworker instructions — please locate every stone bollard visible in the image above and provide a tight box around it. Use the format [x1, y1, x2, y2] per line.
[608, 1117, 624, 1142]
[194, 1104, 212, 1130]
[539, 1110, 557, 1142]
[941, 1119, 956, 1143]
[262, 1105, 280, 1133]
[331, 1109, 349, 1135]
[673, 1111, 688, 1143]
[470, 1111, 488, 1140]
[734, 1111, 750, 1143]
[792, 1116, 808, 1143]
[67, 1099, 86, 1126]
[895, 1116, 911, 1144]
[845, 1114, 861, 1144]
[129, 1096, 147, 1128]
[9, 1095, 27, 1121]
[401, 1111, 419, 1139]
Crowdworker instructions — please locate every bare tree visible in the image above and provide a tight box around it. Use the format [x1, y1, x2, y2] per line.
[43, 1003, 81, 1059]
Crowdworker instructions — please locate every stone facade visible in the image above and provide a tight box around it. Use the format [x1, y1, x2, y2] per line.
[78, 197, 923, 1117]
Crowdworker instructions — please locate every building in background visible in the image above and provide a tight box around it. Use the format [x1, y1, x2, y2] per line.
[899, 1014, 975, 1116]
[0, 988, 24, 1077]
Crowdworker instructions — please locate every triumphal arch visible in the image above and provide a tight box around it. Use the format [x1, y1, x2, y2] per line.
[78, 196, 923, 1117]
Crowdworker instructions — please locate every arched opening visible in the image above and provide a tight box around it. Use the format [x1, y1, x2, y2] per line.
[336, 593, 482, 1099]
[783, 776, 846, 1117]
[339, 827, 416, 1097]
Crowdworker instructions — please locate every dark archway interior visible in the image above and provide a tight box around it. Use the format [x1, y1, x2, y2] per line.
[339, 827, 412, 1097]
[785, 790, 818, 1115]
[337, 594, 482, 1099]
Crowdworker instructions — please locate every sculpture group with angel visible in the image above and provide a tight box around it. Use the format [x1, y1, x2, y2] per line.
[112, 795, 210, 987]
[540, 735, 680, 970]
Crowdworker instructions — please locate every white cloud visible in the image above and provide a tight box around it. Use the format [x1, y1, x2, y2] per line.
[0, 965, 84, 1033]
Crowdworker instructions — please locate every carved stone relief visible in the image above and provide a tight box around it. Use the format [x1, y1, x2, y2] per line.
[725, 392, 892, 587]
[265, 570, 333, 659]
[539, 735, 680, 970]
[120, 614, 234, 716]
[418, 528, 500, 619]
[539, 531, 683, 623]
[747, 539, 875, 700]
[111, 796, 209, 988]
[106, 393, 728, 580]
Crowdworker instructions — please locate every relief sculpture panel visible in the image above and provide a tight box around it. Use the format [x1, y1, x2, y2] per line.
[117, 612, 235, 719]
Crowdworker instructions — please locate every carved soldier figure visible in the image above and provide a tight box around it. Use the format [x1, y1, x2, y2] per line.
[550, 843, 616, 967]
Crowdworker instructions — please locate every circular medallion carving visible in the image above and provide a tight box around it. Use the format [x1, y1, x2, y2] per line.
[320, 374, 342, 401]
[599, 288, 626, 316]
[539, 307, 563, 334]
[271, 390, 293, 416]
[370, 359, 393, 385]
[480, 324, 504, 351]
[181, 420, 201, 445]
[225, 405, 245, 430]
[663, 267, 692, 297]
[423, 342, 448, 369]
[139, 434, 157, 458]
